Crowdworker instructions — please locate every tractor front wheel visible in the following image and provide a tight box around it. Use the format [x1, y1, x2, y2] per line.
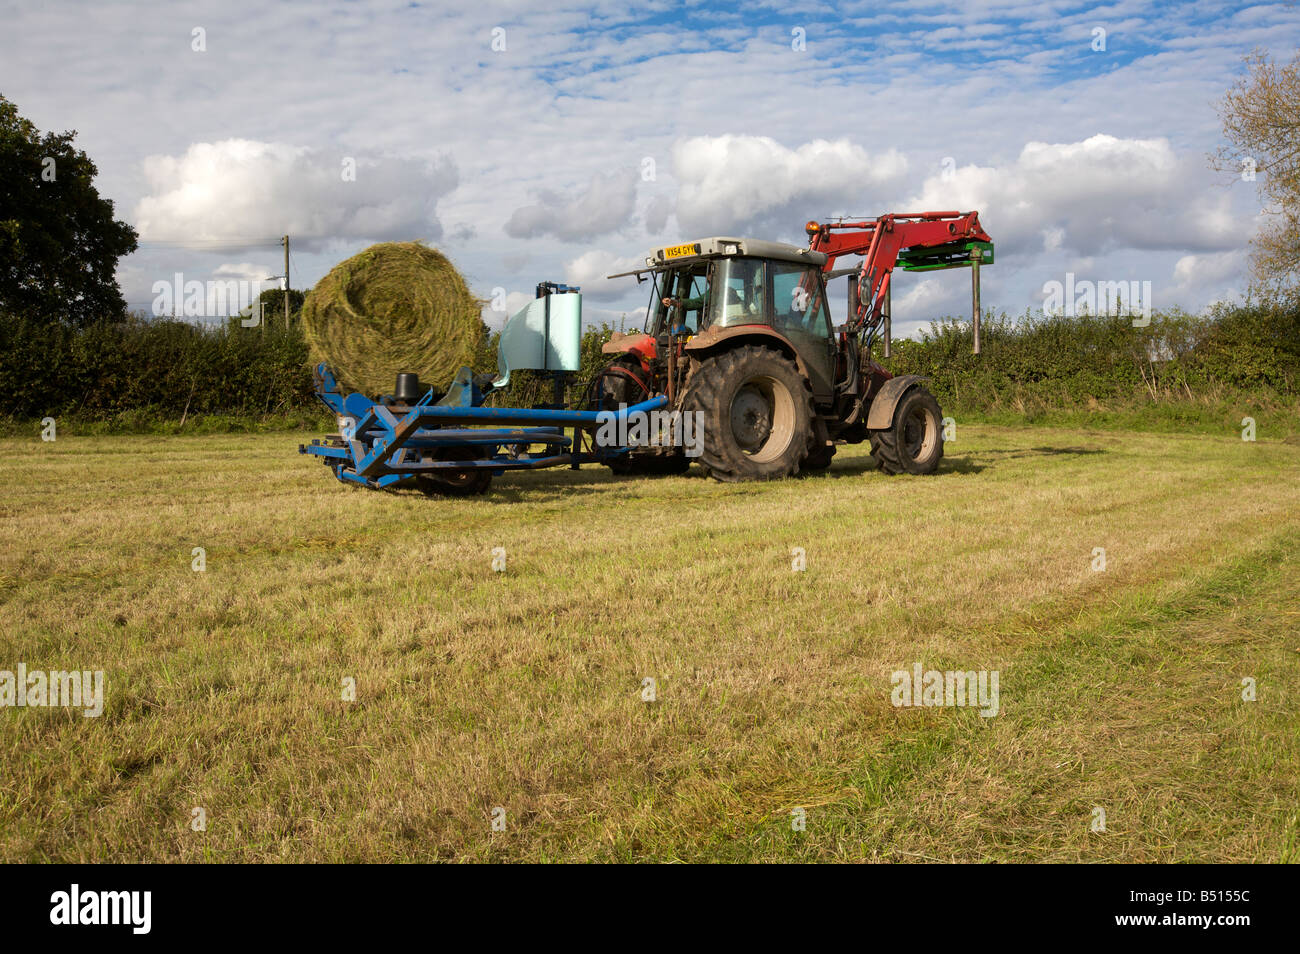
[685, 344, 813, 482]
[869, 386, 944, 475]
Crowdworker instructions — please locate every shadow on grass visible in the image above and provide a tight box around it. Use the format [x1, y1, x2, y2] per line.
[391, 443, 1108, 500]
[792, 443, 1106, 482]
[976, 445, 1107, 461]
[802, 456, 985, 478]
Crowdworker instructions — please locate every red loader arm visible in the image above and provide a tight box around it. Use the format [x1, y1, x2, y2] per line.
[805, 211, 992, 341]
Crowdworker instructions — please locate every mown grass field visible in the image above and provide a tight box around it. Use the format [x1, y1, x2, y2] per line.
[1, 425, 1298, 862]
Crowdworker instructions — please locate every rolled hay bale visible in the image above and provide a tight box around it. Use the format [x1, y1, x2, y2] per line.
[301, 241, 483, 397]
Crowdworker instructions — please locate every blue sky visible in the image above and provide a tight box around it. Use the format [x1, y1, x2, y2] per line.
[2, 0, 1297, 336]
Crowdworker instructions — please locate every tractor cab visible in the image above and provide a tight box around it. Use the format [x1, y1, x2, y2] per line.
[637, 237, 829, 332]
[614, 237, 840, 401]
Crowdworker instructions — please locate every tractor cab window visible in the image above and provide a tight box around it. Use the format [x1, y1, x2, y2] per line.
[676, 271, 709, 334]
[648, 264, 709, 335]
[769, 262, 832, 339]
[710, 258, 765, 328]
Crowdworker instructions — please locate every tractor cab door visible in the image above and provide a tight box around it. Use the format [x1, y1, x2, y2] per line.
[767, 261, 836, 403]
[648, 263, 710, 336]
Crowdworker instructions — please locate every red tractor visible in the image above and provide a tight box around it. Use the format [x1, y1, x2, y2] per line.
[592, 211, 994, 481]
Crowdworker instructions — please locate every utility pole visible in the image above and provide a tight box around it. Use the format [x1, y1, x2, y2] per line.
[282, 235, 290, 327]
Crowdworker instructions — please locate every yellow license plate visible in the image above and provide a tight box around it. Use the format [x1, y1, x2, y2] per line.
[662, 243, 698, 260]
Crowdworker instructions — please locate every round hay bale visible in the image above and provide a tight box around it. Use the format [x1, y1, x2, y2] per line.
[301, 241, 483, 397]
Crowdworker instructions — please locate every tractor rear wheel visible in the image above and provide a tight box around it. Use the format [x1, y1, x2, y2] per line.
[685, 344, 813, 482]
[869, 386, 944, 475]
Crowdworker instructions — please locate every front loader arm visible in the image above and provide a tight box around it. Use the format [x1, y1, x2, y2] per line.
[806, 212, 992, 339]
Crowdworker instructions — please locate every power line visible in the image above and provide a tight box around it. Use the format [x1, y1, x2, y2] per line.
[133, 239, 286, 250]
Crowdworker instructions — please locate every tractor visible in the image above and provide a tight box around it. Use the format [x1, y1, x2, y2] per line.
[590, 211, 993, 481]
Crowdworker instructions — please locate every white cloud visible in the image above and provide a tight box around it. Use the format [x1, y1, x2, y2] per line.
[562, 248, 649, 302]
[213, 262, 277, 284]
[904, 134, 1248, 258]
[885, 273, 986, 336]
[893, 277, 949, 317]
[643, 195, 674, 235]
[11, 0, 1290, 327]
[672, 135, 909, 239]
[503, 170, 638, 242]
[134, 139, 457, 250]
[1166, 249, 1248, 310]
[480, 289, 536, 333]
[1172, 249, 1246, 287]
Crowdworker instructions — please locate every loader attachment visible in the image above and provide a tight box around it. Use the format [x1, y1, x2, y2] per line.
[897, 240, 994, 272]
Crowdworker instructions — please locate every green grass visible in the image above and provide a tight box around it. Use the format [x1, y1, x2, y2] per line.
[0, 408, 332, 438]
[949, 392, 1300, 442]
[1, 425, 1297, 862]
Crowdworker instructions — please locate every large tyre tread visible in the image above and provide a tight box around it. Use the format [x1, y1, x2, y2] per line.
[869, 387, 944, 476]
[684, 345, 813, 483]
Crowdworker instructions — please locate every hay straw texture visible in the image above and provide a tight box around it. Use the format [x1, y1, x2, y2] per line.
[301, 242, 482, 396]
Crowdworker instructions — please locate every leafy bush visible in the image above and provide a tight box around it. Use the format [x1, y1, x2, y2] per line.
[883, 293, 1300, 412]
[0, 313, 316, 420]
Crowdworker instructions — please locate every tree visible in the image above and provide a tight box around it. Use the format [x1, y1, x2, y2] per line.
[1216, 51, 1300, 285]
[0, 94, 138, 324]
[256, 287, 306, 324]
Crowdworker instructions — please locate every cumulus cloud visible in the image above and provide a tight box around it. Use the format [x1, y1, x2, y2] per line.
[29, 1, 1272, 326]
[493, 290, 536, 329]
[212, 262, 276, 283]
[904, 135, 1249, 258]
[643, 195, 674, 235]
[504, 170, 638, 242]
[1166, 249, 1248, 310]
[671, 135, 909, 238]
[563, 249, 645, 301]
[1172, 249, 1246, 286]
[884, 273, 987, 335]
[134, 139, 457, 250]
[446, 222, 477, 243]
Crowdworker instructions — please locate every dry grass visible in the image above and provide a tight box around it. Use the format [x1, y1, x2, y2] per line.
[1, 425, 1297, 862]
